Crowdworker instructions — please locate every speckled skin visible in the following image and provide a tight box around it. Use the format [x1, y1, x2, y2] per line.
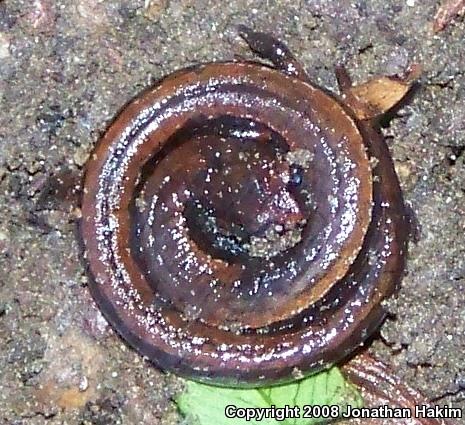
[341, 354, 455, 425]
[80, 27, 409, 387]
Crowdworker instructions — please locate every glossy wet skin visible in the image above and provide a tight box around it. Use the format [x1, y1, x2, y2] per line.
[80, 27, 409, 387]
[342, 354, 454, 425]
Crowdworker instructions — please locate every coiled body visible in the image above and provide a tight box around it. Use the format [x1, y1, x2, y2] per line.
[80, 28, 409, 387]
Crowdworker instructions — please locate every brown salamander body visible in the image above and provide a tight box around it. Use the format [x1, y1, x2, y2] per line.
[80, 27, 412, 387]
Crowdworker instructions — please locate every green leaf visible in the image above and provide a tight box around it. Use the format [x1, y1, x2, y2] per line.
[175, 367, 363, 425]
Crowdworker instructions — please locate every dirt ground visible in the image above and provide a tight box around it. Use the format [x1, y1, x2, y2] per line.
[0, 0, 464, 424]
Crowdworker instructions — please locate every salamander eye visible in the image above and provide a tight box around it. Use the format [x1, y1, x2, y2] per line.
[289, 165, 303, 186]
